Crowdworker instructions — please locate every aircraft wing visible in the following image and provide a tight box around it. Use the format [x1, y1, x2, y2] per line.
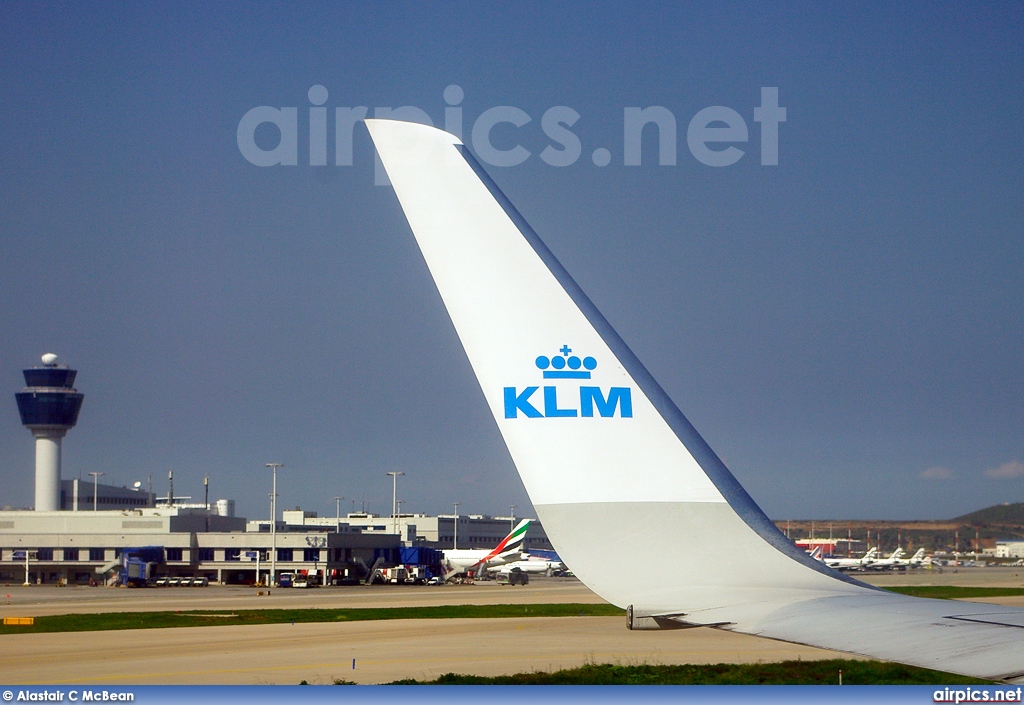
[365, 118, 1024, 683]
[639, 590, 1024, 681]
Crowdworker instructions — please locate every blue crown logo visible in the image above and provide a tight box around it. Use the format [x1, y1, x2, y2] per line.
[535, 345, 597, 379]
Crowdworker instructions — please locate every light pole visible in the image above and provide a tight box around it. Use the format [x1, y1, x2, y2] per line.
[334, 495, 344, 533]
[386, 472, 404, 536]
[265, 463, 283, 586]
[88, 472, 104, 511]
[509, 505, 516, 532]
[453, 501, 460, 550]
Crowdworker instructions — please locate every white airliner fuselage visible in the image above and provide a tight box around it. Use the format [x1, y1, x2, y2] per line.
[825, 547, 878, 571]
[443, 548, 525, 572]
[488, 556, 566, 575]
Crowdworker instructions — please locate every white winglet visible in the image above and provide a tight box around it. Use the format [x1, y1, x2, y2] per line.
[367, 118, 1024, 682]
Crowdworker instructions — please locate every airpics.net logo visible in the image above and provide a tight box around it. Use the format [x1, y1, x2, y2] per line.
[236, 84, 786, 185]
[503, 345, 632, 420]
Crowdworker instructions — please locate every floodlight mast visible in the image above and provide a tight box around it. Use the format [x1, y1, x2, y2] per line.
[386, 472, 405, 536]
[88, 472, 104, 511]
[265, 463, 283, 585]
[453, 501, 460, 549]
[334, 495, 344, 533]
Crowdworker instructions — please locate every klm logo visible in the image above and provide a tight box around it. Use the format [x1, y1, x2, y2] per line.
[503, 345, 633, 419]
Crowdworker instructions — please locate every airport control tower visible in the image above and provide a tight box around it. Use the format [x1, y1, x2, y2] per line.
[15, 354, 84, 511]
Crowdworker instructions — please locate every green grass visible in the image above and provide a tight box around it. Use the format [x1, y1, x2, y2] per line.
[384, 660, 991, 685]
[885, 586, 1024, 599]
[0, 603, 623, 635]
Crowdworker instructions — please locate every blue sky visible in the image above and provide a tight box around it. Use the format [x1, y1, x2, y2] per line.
[1, 2, 1021, 521]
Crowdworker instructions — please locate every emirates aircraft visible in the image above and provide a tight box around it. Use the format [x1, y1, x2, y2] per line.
[367, 119, 1024, 683]
[442, 518, 531, 578]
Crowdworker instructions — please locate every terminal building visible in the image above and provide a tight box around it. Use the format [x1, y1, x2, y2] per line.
[995, 541, 1024, 559]
[0, 507, 400, 586]
[1, 354, 549, 585]
[262, 510, 553, 551]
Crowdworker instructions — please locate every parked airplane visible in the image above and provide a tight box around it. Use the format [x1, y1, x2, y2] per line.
[488, 554, 566, 576]
[442, 518, 531, 578]
[864, 547, 906, 571]
[824, 547, 878, 571]
[899, 548, 928, 568]
[367, 119, 1024, 682]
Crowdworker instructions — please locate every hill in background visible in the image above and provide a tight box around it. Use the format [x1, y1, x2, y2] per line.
[774, 502, 1024, 552]
[953, 503, 1024, 526]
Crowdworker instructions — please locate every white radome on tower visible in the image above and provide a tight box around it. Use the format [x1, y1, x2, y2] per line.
[41, 353, 59, 366]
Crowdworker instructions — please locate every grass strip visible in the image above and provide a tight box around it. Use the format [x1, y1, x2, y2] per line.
[0, 603, 623, 635]
[885, 586, 1024, 600]
[382, 660, 992, 685]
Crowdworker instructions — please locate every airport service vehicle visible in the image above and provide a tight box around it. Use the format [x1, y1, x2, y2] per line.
[403, 566, 432, 584]
[156, 576, 206, 587]
[367, 566, 432, 584]
[495, 567, 529, 586]
[367, 118, 1024, 682]
[383, 567, 408, 584]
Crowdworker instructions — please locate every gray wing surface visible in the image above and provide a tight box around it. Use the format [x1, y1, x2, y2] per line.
[652, 589, 1024, 682]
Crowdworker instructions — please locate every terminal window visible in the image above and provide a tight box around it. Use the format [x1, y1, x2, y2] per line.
[166, 548, 183, 561]
[303, 549, 320, 562]
[225, 548, 241, 561]
[62, 548, 79, 561]
[36, 548, 53, 561]
[277, 548, 293, 562]
[197, 548, 214, 561]
[89, 548, 105, 561]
